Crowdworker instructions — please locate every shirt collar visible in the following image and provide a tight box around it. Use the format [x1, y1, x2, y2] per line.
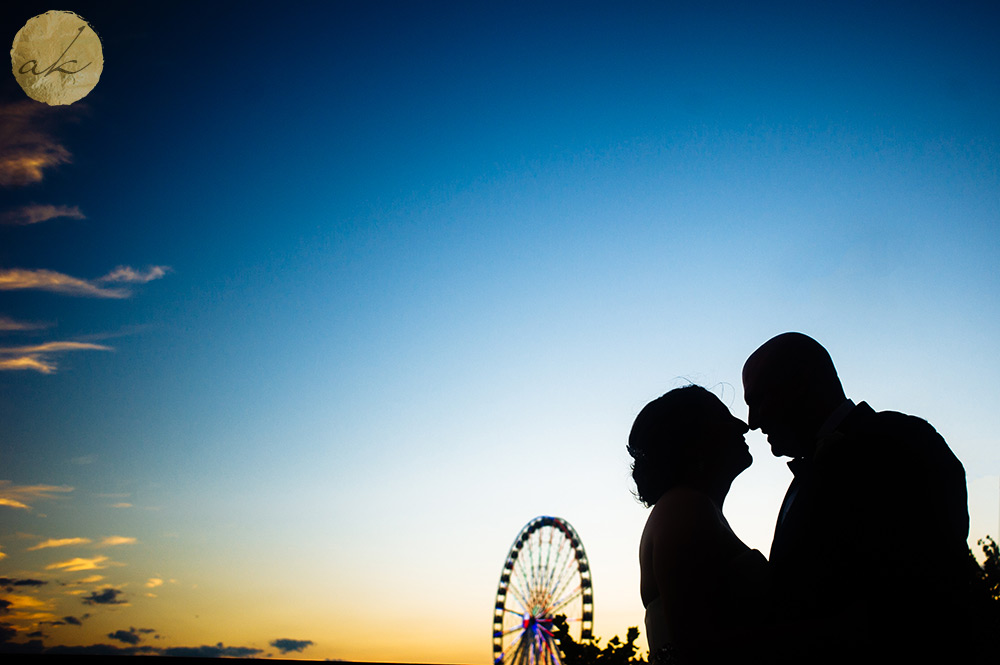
[816, 398, 855, 440]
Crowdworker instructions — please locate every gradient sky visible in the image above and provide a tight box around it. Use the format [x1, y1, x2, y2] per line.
[1, 1, 998, 661]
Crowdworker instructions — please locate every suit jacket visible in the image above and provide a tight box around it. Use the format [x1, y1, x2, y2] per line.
[769, 401, 971, 658]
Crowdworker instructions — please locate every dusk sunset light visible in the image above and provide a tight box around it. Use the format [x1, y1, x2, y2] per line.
[1, 1, 998, 662]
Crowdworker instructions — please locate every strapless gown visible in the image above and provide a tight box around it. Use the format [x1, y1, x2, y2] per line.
[644, 548, 769, 661]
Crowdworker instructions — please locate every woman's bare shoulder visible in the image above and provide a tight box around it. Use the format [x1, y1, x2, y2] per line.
[648, 486, 720, 530]
[641, 486, 727, 561]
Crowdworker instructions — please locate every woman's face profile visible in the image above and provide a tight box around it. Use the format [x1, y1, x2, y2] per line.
[695, 393, 752, 478]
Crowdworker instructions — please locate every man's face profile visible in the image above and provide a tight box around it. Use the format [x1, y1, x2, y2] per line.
[743, 363, 812, 458]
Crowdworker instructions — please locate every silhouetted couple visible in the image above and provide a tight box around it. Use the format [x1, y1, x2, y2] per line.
[630, 333, 973, 664]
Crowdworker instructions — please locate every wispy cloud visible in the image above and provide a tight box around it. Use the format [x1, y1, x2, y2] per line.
[0, 356, 58, 373]
[0, 578, 46, 590]
[97, 266, 170, 284]
[45, 556, 110, 572]
[0, 342, 111, 353]
[3, 594, 48, 611]
[28, 537, 92, 551]
[271, 639, 314, 655]
[0, 341, 112, 374]
[33, 642, 259, 658]
[109, 628, 141, 645]
[72, 575, 104, 585]
[0, 204, 84, 226]
[145, 578, 162, 589]
[0, 266, 170, 301]
[0, 316, 50, 332]
[0, 101, 74, 187]
[162, 644, 262, 658]
[0, 482, 73, 511]
[110, 503, 132, 509]
[98, 536, 136, 547]
[82, 588, 126, 606]
[0, 269, 130, 298]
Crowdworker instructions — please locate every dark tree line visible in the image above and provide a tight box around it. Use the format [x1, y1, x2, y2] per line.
[553, 616, 646, 665]
[969, 536, 1000, 632]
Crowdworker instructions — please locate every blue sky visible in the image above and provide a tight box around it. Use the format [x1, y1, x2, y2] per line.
[1, 1, 998, 661]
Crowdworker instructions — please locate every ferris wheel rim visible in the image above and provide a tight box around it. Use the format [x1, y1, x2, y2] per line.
[492, 516, 594, 665]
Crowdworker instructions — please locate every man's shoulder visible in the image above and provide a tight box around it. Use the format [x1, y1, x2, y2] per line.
[844, 401, 943, 442]
[843, 402, 965, 473]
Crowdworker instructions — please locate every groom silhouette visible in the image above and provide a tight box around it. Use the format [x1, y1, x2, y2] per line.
[742, 332, 972, 661]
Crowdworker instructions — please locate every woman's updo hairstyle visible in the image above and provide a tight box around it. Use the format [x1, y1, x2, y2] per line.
[627, 385, 714, 507]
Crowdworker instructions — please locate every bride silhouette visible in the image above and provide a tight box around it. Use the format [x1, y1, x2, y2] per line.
[629, 385, 768, 664]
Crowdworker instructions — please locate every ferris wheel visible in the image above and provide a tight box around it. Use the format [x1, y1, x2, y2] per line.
[492, 516, 594, 665]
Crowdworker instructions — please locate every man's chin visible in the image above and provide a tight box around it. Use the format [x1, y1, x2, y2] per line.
[768, 439, 791, 458]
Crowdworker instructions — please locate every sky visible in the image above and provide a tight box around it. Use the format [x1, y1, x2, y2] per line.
[1, 0, 998, 661]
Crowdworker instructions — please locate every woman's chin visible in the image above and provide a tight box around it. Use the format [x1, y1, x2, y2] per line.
[735, 450, 753, 475]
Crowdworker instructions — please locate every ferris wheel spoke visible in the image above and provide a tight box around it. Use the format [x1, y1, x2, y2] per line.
[552, 548, 585, 599]
[519, 565, 539, 607]
[517, 630, 534, 665]
[535, 625, 558, 665]
[548, 587, 583, 615]
[507, 580, 532, 611]
[500, 624, 527, 637]
[503, 628, 527, 661]
[541, 541, 572, 599]
[516, 556, 535, 597]
[534, 630, 549, 665]
[502, 604, 526, 617]
[548, 561, 581, 606]
[552, 578, 583, 607]
[510, 574, 534, 611]
[535, 531, 554, 593]
[541, 630, 561, 665]
[530, 531, 546, 593]
[524, 533, 537, 591]
[539, 528, 555, 592]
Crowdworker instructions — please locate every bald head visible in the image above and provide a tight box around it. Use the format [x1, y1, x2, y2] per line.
[742, 332, 845, 458]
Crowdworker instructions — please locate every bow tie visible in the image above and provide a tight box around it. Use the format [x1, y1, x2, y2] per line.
[787, 457, 811, 478]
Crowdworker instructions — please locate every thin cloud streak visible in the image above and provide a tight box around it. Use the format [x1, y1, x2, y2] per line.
[28, 538, 92, 551]
[0, 482, 73, 511]
[98, 537, 136, 547]
[0, 341, 113, 375]
[0, 316, 50, 331]
[45, 556, 110, 572]
[97, 266, 170, 284]
[75, 576, 104, 585]
[0, 101, 73, 187]
[0, 356, 57, 373]
[0, 204, 85, 226]
[0, 266, 169, 300]
[0, 269, 130, 298]
[0, 342, 112, 354]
